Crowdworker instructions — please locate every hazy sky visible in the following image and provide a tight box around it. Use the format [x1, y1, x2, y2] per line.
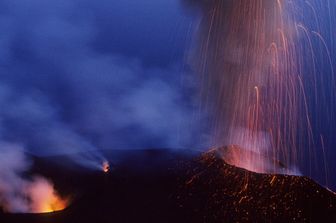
[0, 0, 207, 155]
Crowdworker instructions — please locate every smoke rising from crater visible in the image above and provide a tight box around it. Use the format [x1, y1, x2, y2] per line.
[0, 142, 67, 213]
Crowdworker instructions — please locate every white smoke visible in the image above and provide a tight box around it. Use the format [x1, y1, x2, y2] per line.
[0, 142, 67, 213]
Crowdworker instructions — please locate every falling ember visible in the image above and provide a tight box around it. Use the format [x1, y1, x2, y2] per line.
[191, 0, 336, 180]
[102, 161, 110, 173]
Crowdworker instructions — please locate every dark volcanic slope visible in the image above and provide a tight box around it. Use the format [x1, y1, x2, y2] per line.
[180, 149, 336, 222]
[1, 148, 335, 223]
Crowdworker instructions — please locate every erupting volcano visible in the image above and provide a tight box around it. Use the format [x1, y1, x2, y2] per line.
[192, 0, 336, 182]
[1, 149, 335, 222]
[1, 0, 336, 222]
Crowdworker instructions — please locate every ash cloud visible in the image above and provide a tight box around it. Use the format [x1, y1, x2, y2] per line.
[0, 0, 205, 158]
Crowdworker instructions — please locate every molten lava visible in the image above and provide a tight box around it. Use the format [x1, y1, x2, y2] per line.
[102, 161, 110, 173]
[193, 0, 325, 176]
[37, 195, 67, 213]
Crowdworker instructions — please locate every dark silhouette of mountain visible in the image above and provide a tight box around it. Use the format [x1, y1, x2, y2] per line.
[1, 148, 335, 222]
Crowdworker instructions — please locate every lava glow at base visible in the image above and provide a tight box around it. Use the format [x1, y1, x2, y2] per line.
[27, 177, 68, 214]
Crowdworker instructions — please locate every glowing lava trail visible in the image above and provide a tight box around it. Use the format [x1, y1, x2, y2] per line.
[192, 0, 336, 183]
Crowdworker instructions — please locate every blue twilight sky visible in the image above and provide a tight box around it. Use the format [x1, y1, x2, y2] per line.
[0, 0, 207, 155]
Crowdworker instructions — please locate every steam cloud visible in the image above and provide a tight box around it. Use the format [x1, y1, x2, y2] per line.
[0, 1, 204, 156]
[0, 142, 67, 213]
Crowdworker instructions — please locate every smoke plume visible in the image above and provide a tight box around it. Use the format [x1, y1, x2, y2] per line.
[0, 142, 67, 213]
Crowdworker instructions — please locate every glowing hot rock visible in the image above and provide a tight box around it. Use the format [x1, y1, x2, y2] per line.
[102, 161, 110, 173]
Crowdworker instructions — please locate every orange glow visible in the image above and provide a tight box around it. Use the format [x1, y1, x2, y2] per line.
[37, 194, 68, 213]
[28, 177, 68, 213]
[102, 160, 110, 173]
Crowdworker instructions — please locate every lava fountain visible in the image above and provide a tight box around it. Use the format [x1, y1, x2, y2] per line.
[191, 0, 336, 179]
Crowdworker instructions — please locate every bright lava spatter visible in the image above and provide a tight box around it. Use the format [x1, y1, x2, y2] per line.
[194, 0, 336, 183]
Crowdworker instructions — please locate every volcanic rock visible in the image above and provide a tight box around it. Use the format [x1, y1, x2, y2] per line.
[0, 148, 335, 223]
